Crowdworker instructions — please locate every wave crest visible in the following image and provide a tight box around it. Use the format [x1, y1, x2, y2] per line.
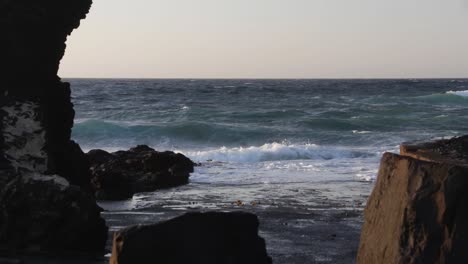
[180, 142, 373, 163]
[447, 90, 468, 97]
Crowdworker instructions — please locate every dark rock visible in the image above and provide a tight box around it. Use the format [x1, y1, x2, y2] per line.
[87, 145, 195, 200]
[357, 137, 468, 264]
[0, 0, 108, 255]
[0, 175, 107, 253]
[110, 212, 272, 264]
[0, 0, 94, 191]
[401, 135, 468, 164]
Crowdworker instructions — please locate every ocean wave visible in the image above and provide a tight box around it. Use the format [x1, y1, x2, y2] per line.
[72, 119, 279, 147]
[179, 142, 374, 163]
[416, 91, 468, 105]
[446, 90, 468, 97]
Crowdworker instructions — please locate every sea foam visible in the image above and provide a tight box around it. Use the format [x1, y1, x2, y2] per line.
[447, 90, 468, 97]
[179, 142, 373, 163]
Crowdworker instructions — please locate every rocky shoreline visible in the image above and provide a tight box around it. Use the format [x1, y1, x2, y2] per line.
[2, 0, 468, 263]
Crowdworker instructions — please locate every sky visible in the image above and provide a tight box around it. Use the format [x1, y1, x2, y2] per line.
[60, 0, 468, 78]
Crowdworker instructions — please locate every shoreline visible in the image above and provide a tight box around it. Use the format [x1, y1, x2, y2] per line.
[100, 180, 372, 264]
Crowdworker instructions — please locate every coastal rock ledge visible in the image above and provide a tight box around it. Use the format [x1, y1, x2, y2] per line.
[87, 145, 196, 200]
[357, 136, 468, 264]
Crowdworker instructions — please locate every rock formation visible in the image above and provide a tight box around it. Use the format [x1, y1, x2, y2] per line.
[110, 212, 272, 264]
[87, 145, 195, 200]
[357, 136, 468, 264]
[0, 0, 107, 254]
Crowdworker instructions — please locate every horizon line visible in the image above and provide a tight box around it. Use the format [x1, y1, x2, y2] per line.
[62, 76, 468, 80]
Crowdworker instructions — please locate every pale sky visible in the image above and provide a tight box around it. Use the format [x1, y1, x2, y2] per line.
[60, 0, 468, 78]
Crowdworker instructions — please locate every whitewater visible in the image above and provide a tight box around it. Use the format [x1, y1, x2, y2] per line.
[71, 79, 468, 186]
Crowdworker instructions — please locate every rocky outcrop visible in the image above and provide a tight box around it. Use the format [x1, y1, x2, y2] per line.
[357, 136, 468, 264]
[87, 145, 195, 200]
[1, 0, 93, 190]
[0, 175, 107, 252]
[0, 0, 108, 254]
[110, 212, 272, 264]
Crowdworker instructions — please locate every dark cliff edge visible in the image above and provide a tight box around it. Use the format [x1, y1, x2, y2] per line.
[0, 0, 108, 256]
[0, 1, 272, 263]
[357, 136, 468, 264]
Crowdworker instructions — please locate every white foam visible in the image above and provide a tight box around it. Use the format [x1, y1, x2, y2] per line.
[178, 142, 371, 163]
[447, 90, 468, 97]
[352, 130, 372, 134]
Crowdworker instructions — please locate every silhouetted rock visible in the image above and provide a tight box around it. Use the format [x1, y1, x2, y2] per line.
[357, 137, 468, 264]
[0, 0, 108, 255]
[88, 145, 195, 200]
[0, 175, 107, 253]
[110, 212, 272, 264]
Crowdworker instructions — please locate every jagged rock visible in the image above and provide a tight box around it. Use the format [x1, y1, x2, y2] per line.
[357, 137, 468, 264]
[0, 174, 107, 253]
[0, 0, 94, 191]
[0, 0, 108, 255]
[110, 212, 272, 264]
[401, 135, 468, 164]
[87, 145, 195, 200]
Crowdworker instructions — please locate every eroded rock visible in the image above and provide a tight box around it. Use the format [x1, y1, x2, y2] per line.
[0, 0, 108, 255]
[110, 212, 272, 264]
[357, 137, 468, 264]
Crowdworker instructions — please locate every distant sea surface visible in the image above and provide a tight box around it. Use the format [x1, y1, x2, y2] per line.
[70, 79, 468, 186]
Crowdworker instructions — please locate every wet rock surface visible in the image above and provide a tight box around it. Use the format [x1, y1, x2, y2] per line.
[358, 137, 468, 264]
[110, 211, 271, 264]
[87, 145, 195, 200]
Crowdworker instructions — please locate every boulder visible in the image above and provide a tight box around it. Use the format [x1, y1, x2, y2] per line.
[0, 174, 107, 253]
[87, 145, 195, 200]
[357, 137, 468, 264]
[110, 212, 272, 264]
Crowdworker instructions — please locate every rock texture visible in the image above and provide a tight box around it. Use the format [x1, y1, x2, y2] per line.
[1, 0, 93, 190]
[0, 175, 107, 252]
[357, 136, 468, 264]
[110, 212, 272, 264]
[0, 0, 108, 254]
[87, 145, 195, 200]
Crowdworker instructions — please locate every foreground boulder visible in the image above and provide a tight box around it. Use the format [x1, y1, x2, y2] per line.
[0, 175, 107, 253]
[87, 145, 196, 200]
[110, 212, 272, 264]
[357, 136, 468, 264]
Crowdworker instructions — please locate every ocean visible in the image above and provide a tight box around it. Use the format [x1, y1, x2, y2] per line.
[71, 79, 468, 182]
[69, 79, 468, 262]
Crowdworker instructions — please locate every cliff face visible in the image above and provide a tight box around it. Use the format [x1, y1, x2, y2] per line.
[0, 0, 107, 253]
[357, 136, 468, 264]
[1, 0, 93, 189]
